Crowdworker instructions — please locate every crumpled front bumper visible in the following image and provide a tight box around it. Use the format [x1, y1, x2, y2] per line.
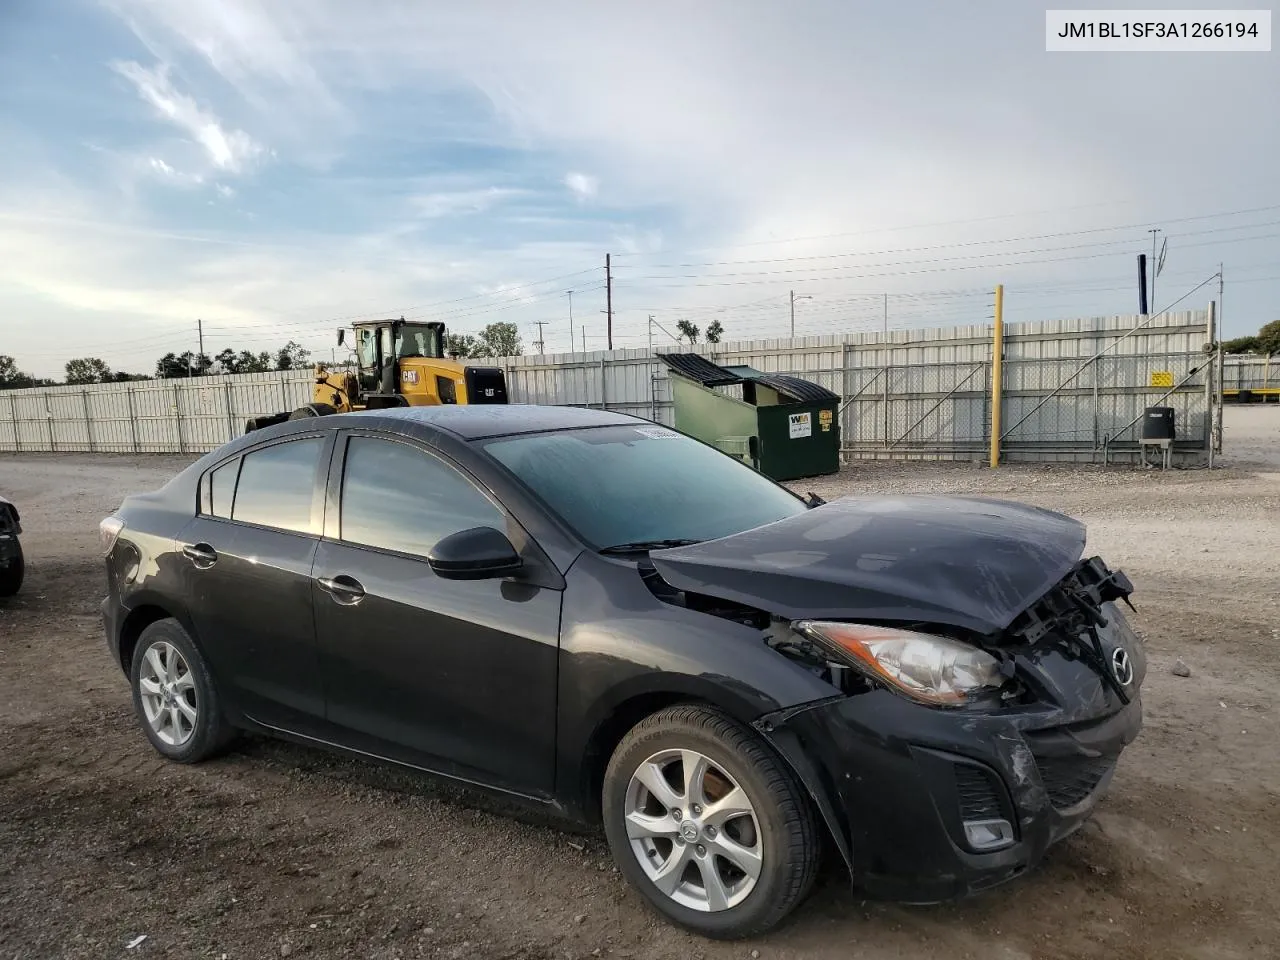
[756, 682, 1143, 903]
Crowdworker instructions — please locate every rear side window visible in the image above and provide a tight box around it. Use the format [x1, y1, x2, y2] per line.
[209, 460, 239, 518]
[231, 438, 324, 533]
[340, 436, 503, 557]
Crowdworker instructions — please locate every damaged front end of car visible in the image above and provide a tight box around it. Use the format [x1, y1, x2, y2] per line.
[643, 497, 1146, 902]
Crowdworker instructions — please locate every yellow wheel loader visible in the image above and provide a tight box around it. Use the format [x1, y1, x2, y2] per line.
[246, 318, 508, 433]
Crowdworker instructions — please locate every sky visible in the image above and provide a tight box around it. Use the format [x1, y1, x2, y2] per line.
[0, 0, 1277, 379]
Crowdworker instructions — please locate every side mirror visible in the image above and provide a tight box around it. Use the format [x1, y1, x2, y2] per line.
[428, 526, 522, 580]
[337, 328, 346, 346]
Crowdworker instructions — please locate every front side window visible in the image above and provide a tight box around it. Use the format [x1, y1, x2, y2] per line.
[483, 425, 806, 549]
[394, 324, 442, 359]
[231, 438, 324, 533]
[356, 328, 378, 369]
[340, 436, 504, 557]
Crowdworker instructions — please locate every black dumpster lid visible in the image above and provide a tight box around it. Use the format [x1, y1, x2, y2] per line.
[655, 353, 742, 387]
[749, 373, 840, 403]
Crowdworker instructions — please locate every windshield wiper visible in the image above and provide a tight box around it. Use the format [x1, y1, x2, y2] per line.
[598, 538, 703, 555]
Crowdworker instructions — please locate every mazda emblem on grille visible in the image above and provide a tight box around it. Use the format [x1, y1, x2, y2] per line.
[1111, 647, 1134, 686]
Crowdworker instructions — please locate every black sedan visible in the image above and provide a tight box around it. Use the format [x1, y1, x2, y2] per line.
[100, 405, 1145, 939]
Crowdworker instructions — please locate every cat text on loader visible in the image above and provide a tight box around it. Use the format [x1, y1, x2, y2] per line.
[244, 318, 508, 433]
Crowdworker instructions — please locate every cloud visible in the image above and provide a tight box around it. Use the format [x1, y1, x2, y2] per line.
[112, 60, 264, 175]
[215, 184, 235, 198]
[564, 172, 598, 201]
[410, 187, 525, 219]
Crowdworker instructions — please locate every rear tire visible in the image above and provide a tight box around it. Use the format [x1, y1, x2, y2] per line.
[288, 402, 337, 420]
[129, 619, 234, 763]
[0, 542, 22, 598]
[602, 704, 819, 939]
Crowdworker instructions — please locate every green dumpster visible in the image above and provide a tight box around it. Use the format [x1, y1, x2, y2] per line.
[656, 353, 841, 481]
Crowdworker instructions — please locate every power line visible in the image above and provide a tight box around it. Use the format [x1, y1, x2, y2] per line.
[608, 199, 1280, 260]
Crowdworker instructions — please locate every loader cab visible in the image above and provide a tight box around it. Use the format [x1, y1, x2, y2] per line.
[347, 319, 446, 400]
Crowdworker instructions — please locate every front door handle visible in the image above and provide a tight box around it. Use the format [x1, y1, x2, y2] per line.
[181, 542, 218, 569]
[317, 574, 366, 605]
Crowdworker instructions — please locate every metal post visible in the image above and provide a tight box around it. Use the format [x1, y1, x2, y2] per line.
[82, 389, 95, 453]
[45, 393, 56, 452]
[648, 315, 656, 422]
[224, 380, 237, 442]
[990, 284, 1004, 467]
[8, 394, 20, 452]
[1092, 358, 1101, 449]
[279, 374, 290, 413]
[173, 383, 186, 454]
[1216, 267, 1225, 455]
[600, 357, 608, 410]
[126, 387, 139, 453]
[882, 355, 891, 450]
[1206, 300, 1217, 468]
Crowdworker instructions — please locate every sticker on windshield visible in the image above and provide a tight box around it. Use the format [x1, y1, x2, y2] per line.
[636, 426, 680, 440]
[789, 412, 812, 439]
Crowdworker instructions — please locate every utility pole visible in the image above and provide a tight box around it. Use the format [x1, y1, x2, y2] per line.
[197, 318, 204, 376]
[883, 294, 888, 337]
[605, 254, 613, 350]
[1148, 228, 1162, 311]
[533, 321, 548, 355]
[567, 290, 575, 353]
[789, 290, 812, 338]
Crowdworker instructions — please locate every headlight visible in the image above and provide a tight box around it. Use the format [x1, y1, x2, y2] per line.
[793, 621, 1003, 707]
[99, 516, 124, 556]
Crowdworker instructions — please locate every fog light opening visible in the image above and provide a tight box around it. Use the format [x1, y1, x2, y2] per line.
[963, 818, 1015, 852]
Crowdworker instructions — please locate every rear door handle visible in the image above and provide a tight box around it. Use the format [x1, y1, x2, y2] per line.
[181, 542, 218, 569]
[317, 574, 366, 605]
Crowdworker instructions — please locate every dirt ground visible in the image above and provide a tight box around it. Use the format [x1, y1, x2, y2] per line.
[1, 407, 1278, 960]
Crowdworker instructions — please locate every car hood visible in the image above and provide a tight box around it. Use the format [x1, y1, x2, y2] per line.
[649, 495, 1086, 635]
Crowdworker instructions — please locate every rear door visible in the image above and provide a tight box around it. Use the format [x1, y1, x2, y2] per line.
[311, 431, 562, 796]
[180, 433, 331, 731]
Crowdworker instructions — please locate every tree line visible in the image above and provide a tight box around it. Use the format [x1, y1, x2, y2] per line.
[0, 314, 735, 391]
[0, 340, 314, 390]
[1222, 320, 1280, 356]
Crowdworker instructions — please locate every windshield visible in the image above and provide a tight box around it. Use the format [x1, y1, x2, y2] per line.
[394, 324, 442, 359]
[484, 424, 807, 549]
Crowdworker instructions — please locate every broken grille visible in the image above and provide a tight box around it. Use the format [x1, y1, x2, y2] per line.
[954, 764, 1004, 821]
[1035, 755, 1115, 810]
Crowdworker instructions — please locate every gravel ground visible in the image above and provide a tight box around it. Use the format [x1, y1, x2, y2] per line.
[1, 406, 1278, 960]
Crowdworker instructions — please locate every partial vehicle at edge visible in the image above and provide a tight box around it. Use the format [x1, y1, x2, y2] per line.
[0, 494, 23, 597]
[99, 405, 1145, 938]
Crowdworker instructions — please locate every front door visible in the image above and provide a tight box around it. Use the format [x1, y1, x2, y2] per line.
[180, 434, 330, 730]
[311, 432, 562, 796]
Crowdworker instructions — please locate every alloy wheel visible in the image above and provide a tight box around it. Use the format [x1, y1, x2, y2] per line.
[623, 748, 763, 912]
[137, 640, 198, 746]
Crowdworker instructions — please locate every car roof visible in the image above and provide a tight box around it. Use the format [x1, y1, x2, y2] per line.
[339, 404, 643, 440]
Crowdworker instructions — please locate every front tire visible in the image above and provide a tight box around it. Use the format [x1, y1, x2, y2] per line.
[130, 619, 234, 763]
[602, 704, 819, 939]
[0, 543, 22, 597]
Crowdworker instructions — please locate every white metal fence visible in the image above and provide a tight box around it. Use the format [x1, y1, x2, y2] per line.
[1222, 355, 1276, 395]
[0, 310, 1216, 463]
